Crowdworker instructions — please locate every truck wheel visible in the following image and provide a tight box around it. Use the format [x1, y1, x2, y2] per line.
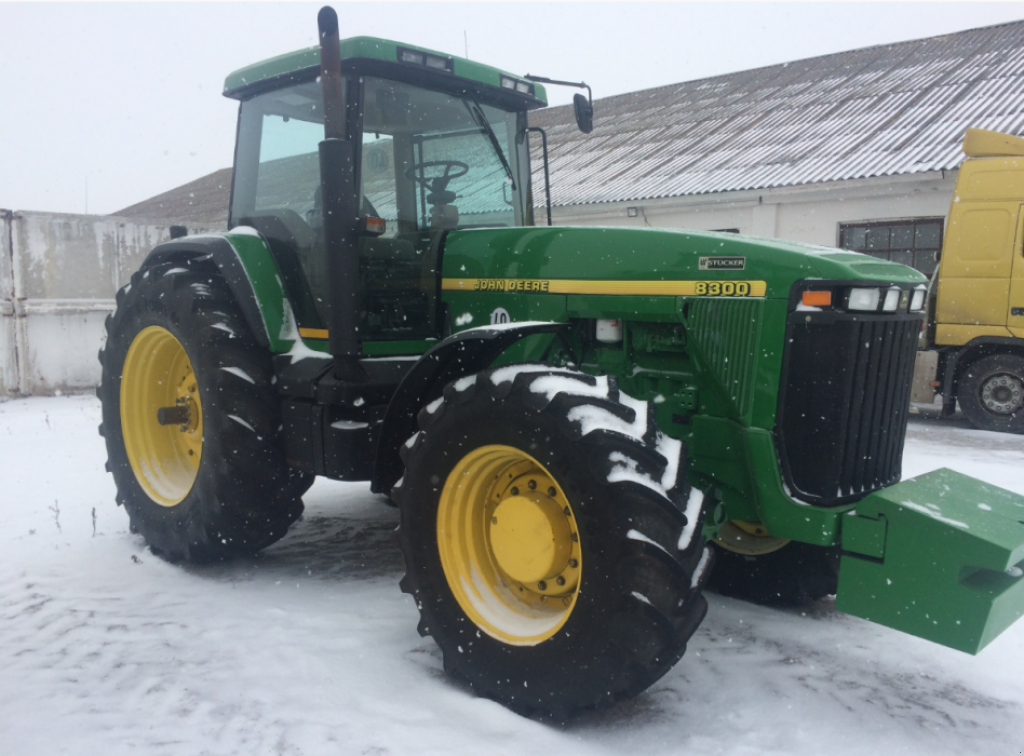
[958, 354, 1024, 434]
[99, 259, 311, 561]
[393, 364, 712, 718]
[707, 520, 839, 606]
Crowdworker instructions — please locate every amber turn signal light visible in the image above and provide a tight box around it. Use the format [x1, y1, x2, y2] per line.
[801, 291, 832, 307]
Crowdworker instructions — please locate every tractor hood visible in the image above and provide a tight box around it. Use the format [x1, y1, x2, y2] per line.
[441, 226, 927, 296]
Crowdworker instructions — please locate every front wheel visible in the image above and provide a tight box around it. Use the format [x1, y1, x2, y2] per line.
[707, 519, 839, 606]
[958, 353, 1024, 434]
[394, 365, 712, 718]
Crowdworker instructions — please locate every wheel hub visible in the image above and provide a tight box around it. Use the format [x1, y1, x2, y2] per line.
[489, 492, 572, 584]
[715, 519, 790, 556]
[981, 373, 1023, 415]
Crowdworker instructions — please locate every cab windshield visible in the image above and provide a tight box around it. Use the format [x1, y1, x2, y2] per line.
[231, 75, 531, 341]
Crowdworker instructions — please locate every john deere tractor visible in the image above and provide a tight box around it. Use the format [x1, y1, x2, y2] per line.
[99, 6, 1024, 719]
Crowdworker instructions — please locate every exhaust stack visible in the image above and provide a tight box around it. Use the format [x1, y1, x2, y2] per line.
[317, 6, 363, 380]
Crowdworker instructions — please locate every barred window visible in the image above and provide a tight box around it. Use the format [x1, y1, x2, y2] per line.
[839, 218, 943, 276]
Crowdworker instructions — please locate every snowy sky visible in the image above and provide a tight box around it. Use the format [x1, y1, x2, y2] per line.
[3, 1, 1024, 216]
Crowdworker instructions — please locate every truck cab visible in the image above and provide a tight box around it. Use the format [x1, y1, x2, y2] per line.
[923, 129, 1024, 432]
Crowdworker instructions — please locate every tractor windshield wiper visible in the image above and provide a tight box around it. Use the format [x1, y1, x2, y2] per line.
[464, 100, 516, 191]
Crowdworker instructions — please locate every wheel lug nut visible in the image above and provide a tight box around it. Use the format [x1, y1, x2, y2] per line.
[510, 487, 519, 496]
[568, 558, 578, 568]
[492, 516, 498, 524]
[537, 580, 547, 590]
[528, 480, 536, 490]
[571, 533, 578, 542]
[555, 576, 566, 586]
[548, 487, 556, 497]
[563, 506, 571, 516]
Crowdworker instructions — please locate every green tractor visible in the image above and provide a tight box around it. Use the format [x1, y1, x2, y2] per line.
[99, 6, 1024, 718]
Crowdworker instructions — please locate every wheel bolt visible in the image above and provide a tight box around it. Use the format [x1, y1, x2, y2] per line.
[538, 580, 547, 590]
[548, 487, 556, 497]
[510, 487, 519, 496]
[492, 516, 498, 524]
[568, 558, 578, 568]
[556, 576, 566, 586]
[571, 533, 578, 542]
[528, 480, 536, 490]
[563, 506, 571, 516]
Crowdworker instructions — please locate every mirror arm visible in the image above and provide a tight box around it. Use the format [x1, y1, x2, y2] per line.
[525, 127, 552, 227]
[524, 75, 592, 109]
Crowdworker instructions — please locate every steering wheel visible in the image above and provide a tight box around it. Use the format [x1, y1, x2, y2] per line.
[403, 160, 469, 206]
[403, 160, 469, 187]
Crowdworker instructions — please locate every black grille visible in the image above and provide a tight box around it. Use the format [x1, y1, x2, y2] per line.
[776, 312, 921, 506]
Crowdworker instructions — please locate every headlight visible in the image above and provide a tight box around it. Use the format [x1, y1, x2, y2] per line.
[882, 288, 901, 312]
[910, 289, 926, 311]
[846, 287, 881, 311]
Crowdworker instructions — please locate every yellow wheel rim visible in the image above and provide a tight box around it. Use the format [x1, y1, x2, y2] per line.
[437, 445, 581, 646]
[120, 326, 203, 506]
[715, 519, 790, 556]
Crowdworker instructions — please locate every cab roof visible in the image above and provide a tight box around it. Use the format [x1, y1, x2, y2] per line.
[223, 35, 548, 107]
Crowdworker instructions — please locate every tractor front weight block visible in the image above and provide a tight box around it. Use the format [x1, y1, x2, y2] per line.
[837, 467, 1024, 654]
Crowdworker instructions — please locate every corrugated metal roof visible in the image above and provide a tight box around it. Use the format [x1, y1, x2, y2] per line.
[528, 20, 1024, 207]
[115, 168, 232, 226]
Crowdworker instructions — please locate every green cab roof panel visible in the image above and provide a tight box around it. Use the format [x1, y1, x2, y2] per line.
[223, 36, 547, 106]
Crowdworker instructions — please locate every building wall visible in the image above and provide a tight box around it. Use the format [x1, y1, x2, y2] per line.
[546, 171, 958, 252]
[1, 211, 210, 397]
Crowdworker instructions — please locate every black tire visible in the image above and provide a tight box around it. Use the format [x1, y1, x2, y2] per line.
[393, 364, 712, 719]
[99, 258, 312, 561]
[957, 353, 1024, 434]
[707, 538, 840, 607]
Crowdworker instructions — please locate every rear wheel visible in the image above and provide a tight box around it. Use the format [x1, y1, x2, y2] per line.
[958, 353, 1024, 434]
[99, 259, 311, 561]
[394, 364, 712, 718]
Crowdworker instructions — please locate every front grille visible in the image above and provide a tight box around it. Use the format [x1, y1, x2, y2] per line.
[776, 312, 921, 506]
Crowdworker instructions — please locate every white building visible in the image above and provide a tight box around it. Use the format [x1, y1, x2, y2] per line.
[528, 19, 1024, 276]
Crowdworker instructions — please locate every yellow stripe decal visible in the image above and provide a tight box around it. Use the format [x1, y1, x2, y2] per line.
[298, 327, 330, 340]
[442, 278, 768, 297]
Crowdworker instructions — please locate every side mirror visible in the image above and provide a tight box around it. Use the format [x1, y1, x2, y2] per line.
[573, 93, 594, 134]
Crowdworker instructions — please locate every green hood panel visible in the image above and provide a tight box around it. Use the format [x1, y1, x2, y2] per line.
[441, 227, 927, 297]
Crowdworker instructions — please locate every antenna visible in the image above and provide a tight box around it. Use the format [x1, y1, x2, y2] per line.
[464, 31, 468, 59]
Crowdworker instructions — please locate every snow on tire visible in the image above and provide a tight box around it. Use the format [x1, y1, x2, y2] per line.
[393, 363, 712, 718]
[98, 258, 312, 561]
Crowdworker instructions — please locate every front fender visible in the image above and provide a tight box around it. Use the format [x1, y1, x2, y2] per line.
[371, 321, 566, 493]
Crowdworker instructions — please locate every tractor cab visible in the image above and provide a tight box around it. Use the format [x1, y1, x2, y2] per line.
[225, 39, 545, 347]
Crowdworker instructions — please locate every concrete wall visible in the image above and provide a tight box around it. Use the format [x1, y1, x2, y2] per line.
[1, 210, 212, 397]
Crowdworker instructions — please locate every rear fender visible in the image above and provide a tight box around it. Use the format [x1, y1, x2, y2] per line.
[371, 321, 566, 494]
[141, 230, 292, 352]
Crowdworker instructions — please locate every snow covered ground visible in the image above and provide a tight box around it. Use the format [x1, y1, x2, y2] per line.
[1, 395, 1022, 755]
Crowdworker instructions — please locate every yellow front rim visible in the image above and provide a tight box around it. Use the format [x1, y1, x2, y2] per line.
[120, 326, 203, 506]
[437, 445, 581, 646]
[715, 520, 790, 556]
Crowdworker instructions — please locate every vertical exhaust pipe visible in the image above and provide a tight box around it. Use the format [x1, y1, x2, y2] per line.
[317, 6, 364, 380]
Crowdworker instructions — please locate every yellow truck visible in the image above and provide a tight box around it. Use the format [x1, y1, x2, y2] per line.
[916, 128, 1024, 433]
